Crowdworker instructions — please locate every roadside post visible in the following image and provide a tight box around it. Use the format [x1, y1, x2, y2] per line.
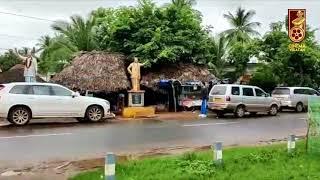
[105, 153, 116, 180]
[287, 135, 296, 153]
[213, 142, 223, 165]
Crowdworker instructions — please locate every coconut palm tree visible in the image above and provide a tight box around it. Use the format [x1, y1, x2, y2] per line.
[223, 7, 261, 44]
[171, 0, 196, 7]
[52, 15, 97, 51]
[208, 35, 228, 78]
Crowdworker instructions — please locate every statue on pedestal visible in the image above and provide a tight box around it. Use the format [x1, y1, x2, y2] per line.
[127, 57, 146, 91]
[14, 48, 38, 82]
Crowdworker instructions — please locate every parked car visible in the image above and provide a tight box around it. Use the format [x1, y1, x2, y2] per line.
[272, 87, 320, 112]
[0, 82, 111, 126]
[208, 84, 280, 118]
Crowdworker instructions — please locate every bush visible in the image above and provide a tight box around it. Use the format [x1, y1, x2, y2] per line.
[250, 65, 279, 93]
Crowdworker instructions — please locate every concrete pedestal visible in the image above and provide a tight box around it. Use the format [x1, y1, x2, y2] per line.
[123, 90, 155, 118]
[128, 90, 145, 107]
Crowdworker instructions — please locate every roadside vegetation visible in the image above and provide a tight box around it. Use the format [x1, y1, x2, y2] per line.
[70, 142, 320, 180]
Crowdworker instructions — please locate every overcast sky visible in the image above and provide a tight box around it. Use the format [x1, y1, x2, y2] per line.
[0, 0, 319, 53]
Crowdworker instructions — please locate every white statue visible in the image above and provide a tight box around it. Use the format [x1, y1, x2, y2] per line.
[14, 48, 38, 82]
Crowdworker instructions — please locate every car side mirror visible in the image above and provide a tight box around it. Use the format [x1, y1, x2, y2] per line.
[265, 94, 270, 97]
[72, 92, 80, 98]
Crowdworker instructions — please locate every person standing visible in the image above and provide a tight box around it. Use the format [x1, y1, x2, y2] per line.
[14, 48, 38, 82]
[199, 81, 208, 118]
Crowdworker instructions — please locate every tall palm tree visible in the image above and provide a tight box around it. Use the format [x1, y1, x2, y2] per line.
[52, 15, 97, 51]
[37, 35, 52, 51]
[223, 7, 261, 44]
[171, 0, 196, 7]
[208, 35, 228, 78]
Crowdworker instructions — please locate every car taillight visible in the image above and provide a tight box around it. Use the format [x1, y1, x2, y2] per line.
[226, 96, 231, 101]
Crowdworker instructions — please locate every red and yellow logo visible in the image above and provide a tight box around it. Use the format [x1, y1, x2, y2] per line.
[288, 9, 306, 43]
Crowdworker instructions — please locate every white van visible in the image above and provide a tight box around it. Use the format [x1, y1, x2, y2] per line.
[272, 87, 320, 112]
[208, 84, 280, 118]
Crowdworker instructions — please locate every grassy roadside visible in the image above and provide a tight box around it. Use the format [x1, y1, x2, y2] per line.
[70, 142, 320, 180]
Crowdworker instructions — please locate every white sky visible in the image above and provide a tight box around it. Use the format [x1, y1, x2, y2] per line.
[0, 0, 319, 53]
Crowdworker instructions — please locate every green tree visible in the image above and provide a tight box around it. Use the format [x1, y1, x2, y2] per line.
[227, 41, 257, 80]
[250, 64, 279, 93]
[256, 19, 320, 89]
[37, 36, 75, 74]
[223, 7, 261, 44]
[92, 0, 215, 66]
[0, 50, 20, 71]
[52, 15, 97, 51]
[208, 35, 228, 78]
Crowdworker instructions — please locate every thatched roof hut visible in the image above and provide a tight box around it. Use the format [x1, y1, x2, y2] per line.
[51, 51, 130, 92]
[0, 64, 44, 83]
[141, 63, 215, 88]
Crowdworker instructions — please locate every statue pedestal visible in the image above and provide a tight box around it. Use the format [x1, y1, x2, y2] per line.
[128, 90, 145, 107]
[123, 90, 155, 118]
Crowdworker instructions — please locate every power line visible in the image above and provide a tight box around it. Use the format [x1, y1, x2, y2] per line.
[0, 11, 58, 23]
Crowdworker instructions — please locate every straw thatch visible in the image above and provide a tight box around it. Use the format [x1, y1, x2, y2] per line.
[0, 64, 44, 83]
[51, 51, 130, 92]
[141, 63, 215, 88]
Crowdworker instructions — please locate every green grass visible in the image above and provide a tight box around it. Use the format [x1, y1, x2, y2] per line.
[70, 142, 320, 180]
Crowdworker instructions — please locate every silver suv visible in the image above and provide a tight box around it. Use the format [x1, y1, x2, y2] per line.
[208, 84, 280, 118]
[272, 87, 320, 112]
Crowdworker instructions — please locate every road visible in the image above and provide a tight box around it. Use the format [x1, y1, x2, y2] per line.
[0, 112, 307, 167]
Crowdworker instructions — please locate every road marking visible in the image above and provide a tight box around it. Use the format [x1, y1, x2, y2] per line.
[299, 118, 307, 120]
[182, 122, 238, 127]
[0, 133, 72, 140]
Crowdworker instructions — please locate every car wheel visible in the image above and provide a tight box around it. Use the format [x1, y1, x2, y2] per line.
[234, 106, 245, 118]
[8, 107, 31, 126]
[269, 105, 278, 116]
[296, 103, 304, 113]
[86, 105, 104, 122]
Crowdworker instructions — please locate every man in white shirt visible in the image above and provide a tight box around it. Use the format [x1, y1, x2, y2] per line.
[14, 48, 38, 82]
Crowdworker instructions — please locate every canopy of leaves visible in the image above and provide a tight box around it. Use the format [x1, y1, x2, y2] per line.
[253, 19, 320, 89]
[222, 7, 261, 44]
[92, 0, 216, 67]
[0, 50, 20, 72]
[37, 36, 75, 74]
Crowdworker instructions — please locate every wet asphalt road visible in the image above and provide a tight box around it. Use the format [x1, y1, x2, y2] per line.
[0, 112, 307, 166]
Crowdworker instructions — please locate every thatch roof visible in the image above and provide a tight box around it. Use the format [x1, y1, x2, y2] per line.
[51, 51, 130, 92]
[0, 64, 44, 83]
[141, 63, 215, 88]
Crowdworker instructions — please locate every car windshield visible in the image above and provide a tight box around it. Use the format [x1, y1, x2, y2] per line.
[211, 86, 227, 95]
[272, 88, 290, 95]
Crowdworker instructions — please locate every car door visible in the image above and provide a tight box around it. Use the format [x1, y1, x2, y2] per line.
[30, 85, 57, 117]
[7, 85, 35, 112]
[51, 85, 82, 117]
[301, 89, 310, 106]
[254, 88, 271, 111]
[242, 87, 256, 111]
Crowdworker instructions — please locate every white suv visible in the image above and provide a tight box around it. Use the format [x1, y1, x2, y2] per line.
[272, 87, 320, 112]
[0, 82, 111, 126]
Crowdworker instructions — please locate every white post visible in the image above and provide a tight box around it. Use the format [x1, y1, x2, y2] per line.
[213, 142, 223, 164]
[105, 153, 115, 180]
[287, 134, 296, 153]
